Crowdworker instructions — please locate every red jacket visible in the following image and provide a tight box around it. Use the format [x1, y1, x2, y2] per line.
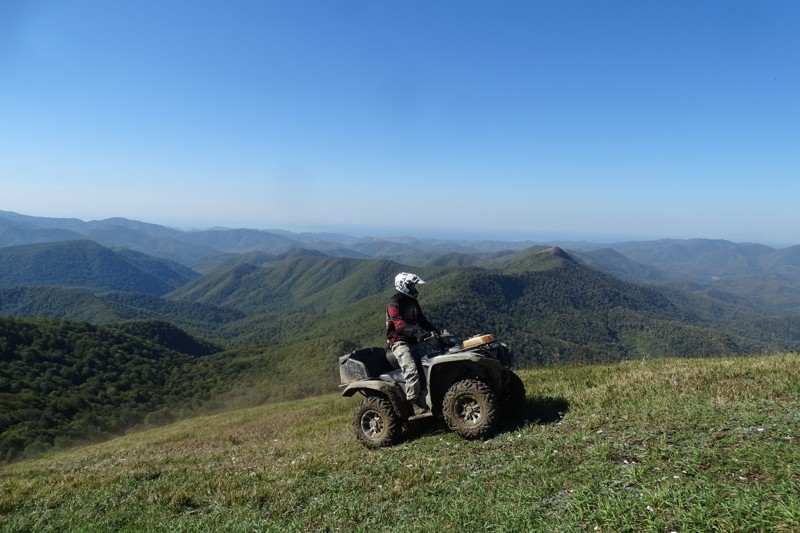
[386, 292, 435, 346]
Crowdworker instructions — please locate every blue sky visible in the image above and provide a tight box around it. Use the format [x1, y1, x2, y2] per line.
[2, 1, 799, 244]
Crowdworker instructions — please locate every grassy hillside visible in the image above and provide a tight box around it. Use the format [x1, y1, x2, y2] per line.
[1, 354, 798, 531]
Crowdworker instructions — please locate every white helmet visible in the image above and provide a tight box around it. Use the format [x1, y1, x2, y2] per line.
[394, 272, 425, 298]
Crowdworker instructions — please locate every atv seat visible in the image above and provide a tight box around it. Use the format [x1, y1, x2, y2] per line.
[339, 347, 396, 382]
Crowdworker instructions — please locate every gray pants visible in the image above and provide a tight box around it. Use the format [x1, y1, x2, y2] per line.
[389, 342, 421, 401]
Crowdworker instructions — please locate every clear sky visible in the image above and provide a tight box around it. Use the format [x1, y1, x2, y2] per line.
[2, 1, 799, 244]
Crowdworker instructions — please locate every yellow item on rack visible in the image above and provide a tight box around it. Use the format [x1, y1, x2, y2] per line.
[463, 334, 494, 349]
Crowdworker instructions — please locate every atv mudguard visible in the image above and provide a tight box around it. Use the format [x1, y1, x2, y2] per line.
[427, 351, 505, 397]
[341, 379, 397, 397]
[341, 379, 411, 419]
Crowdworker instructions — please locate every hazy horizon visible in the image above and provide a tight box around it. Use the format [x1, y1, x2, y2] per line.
[3, 208, 797, 248]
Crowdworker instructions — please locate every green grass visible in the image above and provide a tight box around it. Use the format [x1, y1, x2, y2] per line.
[2, 354, 799, 532]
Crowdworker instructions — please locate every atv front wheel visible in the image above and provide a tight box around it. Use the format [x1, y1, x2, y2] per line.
[441, 379, 498, 439]
[353, 395, 401, 449]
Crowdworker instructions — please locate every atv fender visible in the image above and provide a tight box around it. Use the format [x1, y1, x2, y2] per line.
[341, 380, 410, 419]
[429, 351, 504, 375]
[341, 380, 396, 397]
[428, 353, 505, 399]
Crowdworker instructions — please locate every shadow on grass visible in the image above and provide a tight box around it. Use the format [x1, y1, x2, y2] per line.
[404, 395, 570, 443]
[502, 395, 570, 432]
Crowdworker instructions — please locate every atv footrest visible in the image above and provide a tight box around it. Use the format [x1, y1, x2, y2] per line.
[408, 410, 434, 421]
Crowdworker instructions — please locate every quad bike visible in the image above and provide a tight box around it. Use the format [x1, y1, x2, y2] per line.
[338, 331, 526, 449]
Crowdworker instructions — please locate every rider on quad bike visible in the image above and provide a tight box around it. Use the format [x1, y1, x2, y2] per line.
[385, 272, 437, 414]
[338, 273, 526, 449]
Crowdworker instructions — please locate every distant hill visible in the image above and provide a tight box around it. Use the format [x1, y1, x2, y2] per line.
[167, 255, 403, 315]
[189, 248, 332, 274]
[0, 286, 146, 322]
[0, 317, 227, 462]
[0, 211, 535, 264]
[5, 243, 793, 364]
[0, 211, 225, 263]
[425, 247, 787, 364]
[0, 211, 184, 237]
[2, 212, 799, 360]
[0, 217, 84, 246]
[176, 228, 299, 252]
[0, 240, 199, 295]
[427, 251, 486, 268]
[606, 238, 800, 279]
[572, 247, 677, 282]
[6, 211, 800, 295]
[575, 239, 800, 315]
[166, 247, 799, 364]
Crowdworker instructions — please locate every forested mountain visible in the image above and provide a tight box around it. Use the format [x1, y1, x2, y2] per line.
[428, 247, 799, 363]
[168, 256, 404, 314]
[572, 247, 678, 282]
[605, 238, 800, 280]
[0, 240, 199, 295]
[0, 217, 83, 246]
[0, 287, 245, 335]
[0, 317, 225, 461]
[5, 211, 800, 288]
[4, 210, 800, 462]
[164, 246, 800, 362]
[5, 243, 800, 462]
[0, 287, 145, 323]
[4, 211, 799, 274]
[2, 219, 798, 363]
[575, 240, 800, 314]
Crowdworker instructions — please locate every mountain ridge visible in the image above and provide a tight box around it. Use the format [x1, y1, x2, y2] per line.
[0, 240, 199, 295]
[2, 231, 797, 361]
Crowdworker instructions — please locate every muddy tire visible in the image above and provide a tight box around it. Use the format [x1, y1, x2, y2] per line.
[353, 395, 401, 449]
[441, 379, 498, 439]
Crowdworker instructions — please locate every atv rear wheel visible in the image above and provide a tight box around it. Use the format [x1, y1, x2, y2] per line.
[441, 379, 498, 439]
[353, 395, 401, 449]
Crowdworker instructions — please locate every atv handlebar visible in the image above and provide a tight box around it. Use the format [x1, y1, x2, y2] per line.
[421, 329, 457, 351]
